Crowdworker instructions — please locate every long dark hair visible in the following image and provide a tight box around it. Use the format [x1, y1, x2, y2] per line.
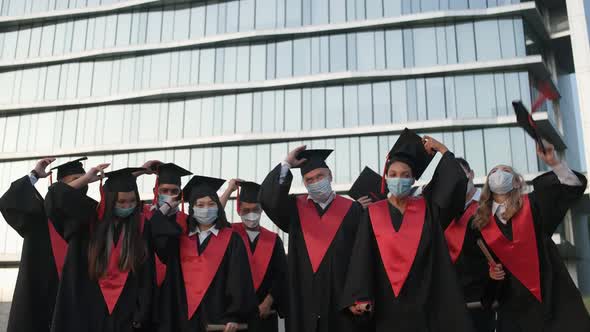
[88, 189, 147, 280]
[187, 191, 230, 230]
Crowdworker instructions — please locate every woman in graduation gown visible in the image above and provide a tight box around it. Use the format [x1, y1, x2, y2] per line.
[150, 175, 258, 332]
[340, 128, 474, 332]
[474, 141, 590, 332]
[442, 158, 496, 332]
[0, 157, 84, 332]
[220, 179, 289, 332]
[45, 166, 156, 332]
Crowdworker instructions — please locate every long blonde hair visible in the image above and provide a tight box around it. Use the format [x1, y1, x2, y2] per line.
[473, 165, 525, 230]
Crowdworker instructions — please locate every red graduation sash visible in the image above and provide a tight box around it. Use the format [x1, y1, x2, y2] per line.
[369, 198, 426, 297]
[98, 214, 146, 314]
[480, 195, 542, 302]
[296, 195, 353, 273]
[444, 201, 479, 263]
[179, 223, 233, 319]
[47, 219, 68, 279]
[142, 204, 175, 287]
[232, 223, 277, 291]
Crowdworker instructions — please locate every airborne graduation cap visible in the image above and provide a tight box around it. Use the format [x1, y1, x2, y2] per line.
[349, 166, 388, 202]
[512, 101, 551, 153]
[381, 128, 434, 193]
[49, 157, 87, 183]
[152, 163, 193, 206]
[97, 167, 145, 219]
[295, 149, 333, 176]
[235, 181, 261, 212]
[182, 175, 226, 206]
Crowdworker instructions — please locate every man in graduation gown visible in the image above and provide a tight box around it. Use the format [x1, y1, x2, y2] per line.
[258, 147, 365, 332]
[151, 175, 258, 332]
[478, 141, 590, 332]
[0, 157, 86, 332]
[221, 180, 288, 332]
[340, 129, 474, 332]
[45, 166, 156, 332]
[442, 158, 495, 332]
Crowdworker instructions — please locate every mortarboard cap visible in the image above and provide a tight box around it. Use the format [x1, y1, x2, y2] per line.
[182, 175, 226, 204]
[156, 163, 192, 186]
[237, 181, 261, 204]
[512, 100, 548, 153]
[103, 167, 145, 193]
[349, 166, 388, 202]
[386, 128, 434, 180]
[296, 149, 333, 176]
[50, 157, 87, 180]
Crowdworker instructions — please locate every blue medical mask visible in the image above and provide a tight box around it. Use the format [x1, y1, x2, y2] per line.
[114, 205, 136, 218]
[488, 170, 514, 194]
[305, 178, 333, 203]
[194, 207, 218, 225]
[386, 177, 415, 198]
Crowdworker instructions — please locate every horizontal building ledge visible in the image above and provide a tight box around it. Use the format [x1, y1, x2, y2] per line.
[0, 111, 565, 162]
[0, 2, 546, 71]
[0, 56, 552, 115]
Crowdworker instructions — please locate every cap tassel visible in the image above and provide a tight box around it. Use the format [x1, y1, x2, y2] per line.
[181, 192, 185, 215]
[380, 158, 389, 194]
[531, 81, 559, 113]
[97, 178, 106, 220]
[236, 185, 241, 214]
[152, 177, 160, 207]
[49, 173, 53, 185]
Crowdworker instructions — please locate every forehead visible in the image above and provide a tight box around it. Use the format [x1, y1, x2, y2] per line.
[239, 202, 259, 210]
[387, 161, 412, 173]
[303, 168, 329, 179]
[195, 196, 214, 204]
[117, 191, 136, 199]
[159, 183, 179, 189]
[490, 165, 511, 173]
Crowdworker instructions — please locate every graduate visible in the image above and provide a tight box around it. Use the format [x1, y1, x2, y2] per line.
[258, 147, 365, 332]
[150, 175, 257, 332]
[220, 180, 288, 332]
[443, 158, 495, 332]
[45, 166, 155, 332]
[340, 128, 474, 332]
[475, 140, 589, 331]
[0, 157, 86, 332]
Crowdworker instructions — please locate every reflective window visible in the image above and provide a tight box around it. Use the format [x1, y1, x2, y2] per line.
[474, 20, 501, 61]
[326, 86, 343, 129]
[372, 82, 391, 124]
[276, 41, 293, 79]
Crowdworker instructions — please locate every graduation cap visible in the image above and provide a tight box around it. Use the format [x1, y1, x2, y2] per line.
[349, 167, 388, 202]
[156, 163, 192, 186]
[381, 128, 434, 192]
[296, 149, 333, 176]
[50, 157, 87, 182]
[512, 101, 547, 153]
[236, 181, 261, 212]
[182, 175, 226, 205]
[97, 167, 145, 219]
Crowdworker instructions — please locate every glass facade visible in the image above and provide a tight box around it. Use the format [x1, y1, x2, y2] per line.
[0, 0, 557, 257]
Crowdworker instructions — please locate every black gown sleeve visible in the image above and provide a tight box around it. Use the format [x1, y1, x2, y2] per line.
[422, 151, 468, 230]
[149, 210, 182, 264]
[43, 182, 98, 241]
[220, 234, 259, 324]
[530, 170, 587, 236]
[339, 211, 375, 310]
[269, 236, 288, 317]
[259, 164, 297, 233]
[0, 176, 45, 237]
[134, 220, 156, 327]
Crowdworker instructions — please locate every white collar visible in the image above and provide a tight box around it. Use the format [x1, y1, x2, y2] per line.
[246, 229, 260, 242]
[189, 225, 219, 238]
[491, 201, 508, 224]
[466, 189, 481, 208]
[307, 191, 336, 209]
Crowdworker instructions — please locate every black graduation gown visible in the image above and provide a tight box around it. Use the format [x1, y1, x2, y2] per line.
[442, 204, 496, 332]
[150, 211, 258, 332]
[0, 176, 60, 332]
[44, 182, 155, 332]
[478, 170, 590, 332]
[242, 231, 288, 332]
[258, 164, 365, 332]
[339, 152, 474, 332]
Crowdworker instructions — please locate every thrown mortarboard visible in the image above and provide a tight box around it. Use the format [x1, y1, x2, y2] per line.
[349, 166, 388, 202]
[386, 128, 434, 180]
[182, 175, 226, 204]
[156, 163, 192, 186]
[512, 100, 548, 153]
[50, 157, 87, 181]
[295, 149, 333, 176]
[103, 167, 145, 193]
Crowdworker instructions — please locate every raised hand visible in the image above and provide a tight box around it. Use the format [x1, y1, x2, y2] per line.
[285, 145, 308, 167]
[33, 157, 56, 178]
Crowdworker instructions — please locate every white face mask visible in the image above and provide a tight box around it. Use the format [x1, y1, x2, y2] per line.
[306, 177, 333, 203]
[193, 207, 218, 225]
[241, 212, 261, 229]
[488, 170, 514, 194]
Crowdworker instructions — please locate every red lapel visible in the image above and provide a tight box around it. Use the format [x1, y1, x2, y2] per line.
[480, 195, 542, 302]
[180, 225, 233, 319]
[98, 214, 146, 314]
[47, 219, 68, 279]
[369, 198, 426, 297]
[142, 204, 175, 287]
[444, 201, 479, 263]
[232, 223, 277, 291]
[296, 195, 353, 273]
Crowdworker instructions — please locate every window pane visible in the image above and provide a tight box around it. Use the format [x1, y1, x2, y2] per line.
[312, 0, 329, 25]
[358, 84, 372, 126]
[116, 13, 132, 46]
[311, 87, 326, 129]
[190, 5, 205, 38]
[173, 6, 190, 40]
[205, 3, 218, 36]
[344, 85, 359, 127]
[330, 0, 346, 23]
[366, 0, 383, 19]
[250, 44, 267, 81]
[326, 86, 343, 129]
[224, 46, 238, 83]
[498, 18, 517, 58]
[357, 32, 375, 71]
[413, 27, 437, 67]
[455, 75, 476, 118]
[236, 45, 250, 82]
[475, 74, 497, 117]
[262, 91, 275, 132]
[474, 20, 501, 61]
[285, 89, 302, 131]
[463, 129, 485, 175]
[146, 9, 162, 43]
[276, 40, 293, 79]
[256, 0, 276, 29]
[199, 49, 215, 84]
[286, 0, 302, 27]
[330, 34, 347, 72]
[426, 77, 445, 120]
[184, 99, 202, 138]
[391, 80, 408, 122]
[456, 22, 476, 62]
[385, 29, 404, 69]
[236, 93, 253, 133]
[239, 0, 256, 31]
[222, 95, 236, 134]
[372, 82, 391, 124]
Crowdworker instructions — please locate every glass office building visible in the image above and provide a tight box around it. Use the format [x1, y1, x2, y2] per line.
[0, 0, 589, 302]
